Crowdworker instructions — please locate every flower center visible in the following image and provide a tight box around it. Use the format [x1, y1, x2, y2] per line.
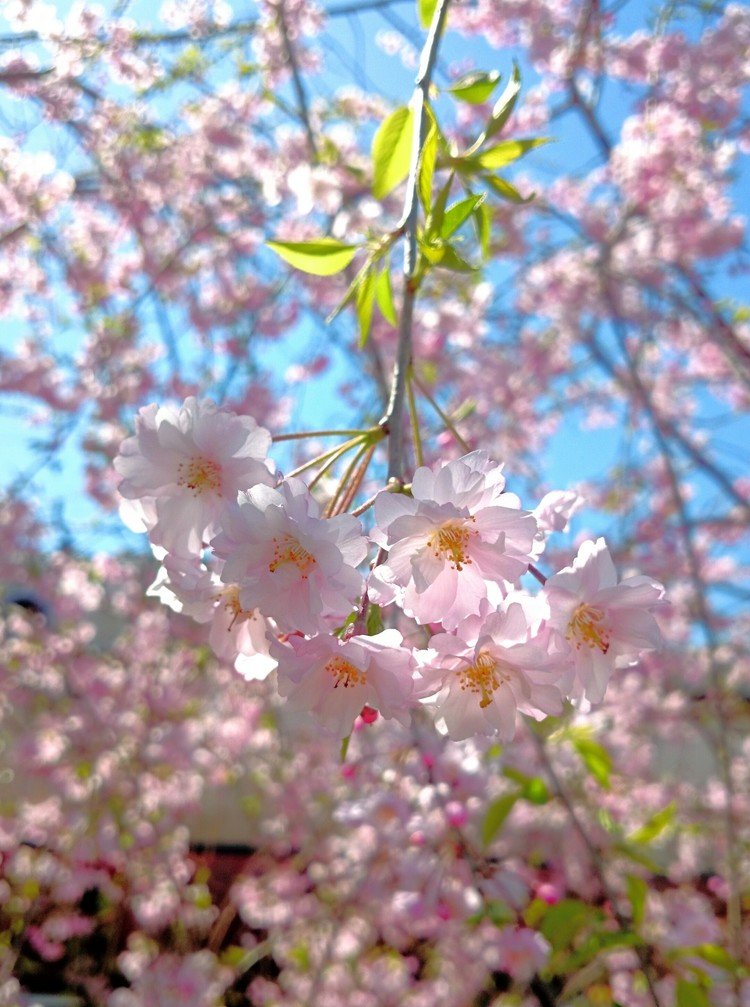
[457, 649, 509, 709]
[566, 603, 610, 653]
[325, 656, 367, 689]
[427, 519, 475, 571]
[177, 456, 222, 495]
[268, 535, 316, 579]
[219, 585, 253, 630]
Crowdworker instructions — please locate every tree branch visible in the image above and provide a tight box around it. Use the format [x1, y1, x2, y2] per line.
[380, 0, 451, 481]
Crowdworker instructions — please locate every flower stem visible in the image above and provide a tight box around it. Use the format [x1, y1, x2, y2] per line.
[412, 373, 471, 452]
[273, 428, 371, 442]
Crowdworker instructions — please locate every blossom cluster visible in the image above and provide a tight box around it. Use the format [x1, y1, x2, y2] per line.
[115, 397, 665, 742]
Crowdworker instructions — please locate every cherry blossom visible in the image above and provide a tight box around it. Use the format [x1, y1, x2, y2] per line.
[211, 477, 368, 635]
[114, 397, 275, 554]
[369, 452, 538, 630]
[543, 538, 665, 703]
[274, 629, 416, 738]
[417, 601, 564, 741]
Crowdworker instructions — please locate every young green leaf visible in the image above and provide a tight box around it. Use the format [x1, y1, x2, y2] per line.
[417, 0, 438, 28]
[448, 70, 501, 105]
[372, 105, 414, 199]
[675, 980, 711, 1007]
[434, 243, 477, 272]
[484, 174, 535, 204]
[441, 193, 486, 239]
[628, 802, 676, 845]
[365, 603, 384, 635]
[425, 173, 454, 238]
[356, 268, 376, 346]
[418, 120, 439, 211]
[476, 137, 550, 169]
[481, 793, 518, 845]
[480, 61, 522, 146]
[375, 267, 397, 326]
[626, 874, 648, 928]
[267, 238, 358, 276]
[472, 200, 492, 258]
[572, 735, 613, 789]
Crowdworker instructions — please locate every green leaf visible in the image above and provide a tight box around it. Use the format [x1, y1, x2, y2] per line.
[482, 793, 518, 845]
[472, 201, 492, 258]
[476, 137, 550, 169]
[365, 604, 384, 635]
[539, 899, 591, 951]
[481, 61, 522, 144]
[425, 174, 454, 241]
[629, 802, 676, 845]
[267, 238, 358, 276]
[417, 0, 438, 28]
[484, 174, 535, 204]
[448, 70, 501, 104]
[441, 193, 486, 239]
[375, 268, 397, 326]
[436, 243, 477, 272]
[572, 735, 613, 789]
[626, 875, 648, 928]
[503, 768, 550, 804]
[340, 735, 351, 763]
[356, 268, 376, 346]
[676, 980, 711, 1007]
[681, 944, 739, 972]
[418, 116, 439, 210]
[372, 105, 413, 199]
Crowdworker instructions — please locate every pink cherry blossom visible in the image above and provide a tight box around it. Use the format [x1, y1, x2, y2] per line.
[369, 452, 538, 630]
[544, 537, 665, 703]
[211, 477, 368, 635]
[417, 602, 564, 741]
[147, 553, 277, 680]
[274, 629, 415, 738]
[114, 397, 275, 554]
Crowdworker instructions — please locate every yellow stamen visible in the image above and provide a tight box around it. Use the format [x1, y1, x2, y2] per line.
[177, 456, 222, 495]
[325, 656, 367, 689]
[427, 519, 476, 571]
[268, 535, 316, 579]
[457, 649, 509, 709]
[566, 604, 610, 653]
[218, 585, 252, 630]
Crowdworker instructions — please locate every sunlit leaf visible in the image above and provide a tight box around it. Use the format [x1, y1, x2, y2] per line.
[417, 0, 438, 28]
[476, 137, 550, 169]
[481, 60, 522, 144]
[448, 70, 501, 104]
[356, 267, 376, 346]
[626, 875, 648, 928]
[572, 735, 613, 789]
[628, 802, 676, 844]
[375, 268, 397, 326]
[372, 105, 414, 199]
[441, 193, 486, 239]
[267, 238, 358, 276]
[481, 793, 518, 845]
[484, 174, 535, 203]
[418, 116, 439, 210]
